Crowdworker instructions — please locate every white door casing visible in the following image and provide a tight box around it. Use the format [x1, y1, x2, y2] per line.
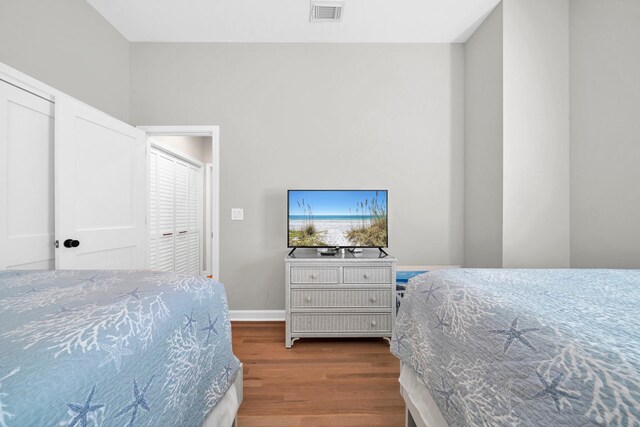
[55, 95, 146, 270]
[204, 163, 213, 275]
[0, 81, 55, 269]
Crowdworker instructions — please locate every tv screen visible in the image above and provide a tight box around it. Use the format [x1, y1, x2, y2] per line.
[288, 190, 388, 248]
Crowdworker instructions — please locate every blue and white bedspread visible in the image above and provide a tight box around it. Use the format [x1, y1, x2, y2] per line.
[0, 270, 240, 427]
[392, 269, 640, 426]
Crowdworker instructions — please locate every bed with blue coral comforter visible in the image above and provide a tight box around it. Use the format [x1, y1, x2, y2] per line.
[0, 270, 241, 427]
[392, 269, 640, 426]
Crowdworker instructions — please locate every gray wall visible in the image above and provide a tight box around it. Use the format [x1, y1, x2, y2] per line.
[0, 0, 130, 121]
[130, 43, 465, 310]
[569, 0, 640, 268]
[152, 136, 212, 164]
[502, 0, 571, 268]
[464, 4, 503, 268]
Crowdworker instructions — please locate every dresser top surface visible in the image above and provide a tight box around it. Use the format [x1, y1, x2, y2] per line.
[285, 250, 396, 263]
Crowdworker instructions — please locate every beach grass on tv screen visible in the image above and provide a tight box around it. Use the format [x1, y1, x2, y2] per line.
[288, 191, 387, 247]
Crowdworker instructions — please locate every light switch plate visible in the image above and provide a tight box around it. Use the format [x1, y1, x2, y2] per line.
[231, 208, 244, 221]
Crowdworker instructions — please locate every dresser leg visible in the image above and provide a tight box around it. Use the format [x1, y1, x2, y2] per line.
[286, 331, 292, 348]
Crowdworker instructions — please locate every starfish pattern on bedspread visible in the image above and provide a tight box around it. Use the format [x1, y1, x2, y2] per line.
[221, 365, 233, 383]
[201, 314, 218, 345]
[435, 314, 450, 333]
[434, 377, 458, 413]
[53, 306, 76, 316]
[98, 339, 134, 372]
[490, 317, 539, 353]
[113, 287, 143, 300]
[66, 384, 105, 427]
[533, 371, 578, 412]
[420, 283, 441, 303]
[392, 332, 410, 352]
[114, 376, 154, 427]
[184, 309, 197, 333]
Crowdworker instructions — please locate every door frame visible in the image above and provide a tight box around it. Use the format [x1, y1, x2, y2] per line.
[138, 126, 220, 280]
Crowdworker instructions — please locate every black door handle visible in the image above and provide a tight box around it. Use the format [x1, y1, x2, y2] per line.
[63, 239, 80, 248]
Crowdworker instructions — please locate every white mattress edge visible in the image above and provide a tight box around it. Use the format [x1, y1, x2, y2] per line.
[399, 362, 449, 427]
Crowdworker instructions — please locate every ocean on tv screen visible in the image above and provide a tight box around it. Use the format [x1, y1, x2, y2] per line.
[288, 190, 388, 247]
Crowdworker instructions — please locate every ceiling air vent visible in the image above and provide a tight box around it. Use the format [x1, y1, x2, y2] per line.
[310, 1, 345, 23]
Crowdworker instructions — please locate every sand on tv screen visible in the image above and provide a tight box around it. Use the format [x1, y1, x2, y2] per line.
[288, 190, 388, 248]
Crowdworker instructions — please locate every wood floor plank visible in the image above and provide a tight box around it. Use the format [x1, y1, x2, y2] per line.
[233, 321, 404, 427]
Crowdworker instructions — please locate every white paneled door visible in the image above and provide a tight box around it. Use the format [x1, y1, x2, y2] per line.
[55, 96, 146, 269]
[0, 81, 55, 269]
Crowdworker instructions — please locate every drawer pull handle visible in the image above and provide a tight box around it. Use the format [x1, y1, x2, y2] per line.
[310, 274, 317, 279]
[363, 273, 369, 279]
[371, 320, 377, 327]
[305, 296, 312, 303]
[370, 296, 377, 303]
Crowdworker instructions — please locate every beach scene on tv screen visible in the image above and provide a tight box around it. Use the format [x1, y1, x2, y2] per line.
[288, 190, 388, 247]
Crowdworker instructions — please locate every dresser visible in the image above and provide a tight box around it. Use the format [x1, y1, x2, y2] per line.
[285, 250, 397, 348]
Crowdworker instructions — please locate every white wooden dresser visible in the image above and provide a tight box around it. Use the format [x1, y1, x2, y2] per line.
[285, 250, 397, 348]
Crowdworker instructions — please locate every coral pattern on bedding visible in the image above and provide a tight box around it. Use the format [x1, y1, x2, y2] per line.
[0, 270, 240, 427]
[392, 269, 640, 426]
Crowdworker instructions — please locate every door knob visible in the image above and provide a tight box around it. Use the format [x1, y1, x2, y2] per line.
[63, 239, 80, 248]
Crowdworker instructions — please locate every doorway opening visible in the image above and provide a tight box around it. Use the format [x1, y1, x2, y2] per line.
[139, 126, 219, 280]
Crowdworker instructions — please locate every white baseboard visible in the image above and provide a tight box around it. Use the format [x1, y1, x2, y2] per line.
[229, 310, 285, 321]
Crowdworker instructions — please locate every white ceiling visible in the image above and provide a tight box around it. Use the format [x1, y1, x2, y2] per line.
[86, 0, 501, 43]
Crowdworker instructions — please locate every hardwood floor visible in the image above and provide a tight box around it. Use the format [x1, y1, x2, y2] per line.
[232, 321, 404, 427]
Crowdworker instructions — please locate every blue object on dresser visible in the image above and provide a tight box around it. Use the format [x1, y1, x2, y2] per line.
[396, 270, 429, 283]
[0, 270, 240, 427]
[395, 270, 429, 313]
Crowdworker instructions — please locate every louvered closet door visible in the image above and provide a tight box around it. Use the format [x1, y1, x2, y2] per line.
[149, 150, 158, 268]
[187, 166, 201, 274]
[149, 149, 176, 271]
[149, 146, 201, 274]
[174, 161, 189, 273]
[157, 154, 176, 271]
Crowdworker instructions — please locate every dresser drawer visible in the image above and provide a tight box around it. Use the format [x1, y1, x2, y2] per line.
[291, 313, 391, 333]
[343, 267, 391, 284]
[291, 289, 390, 308]
[290, 267, 339, 284]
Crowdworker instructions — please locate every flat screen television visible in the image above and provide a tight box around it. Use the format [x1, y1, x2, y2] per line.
[288, 190, 388, 248]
